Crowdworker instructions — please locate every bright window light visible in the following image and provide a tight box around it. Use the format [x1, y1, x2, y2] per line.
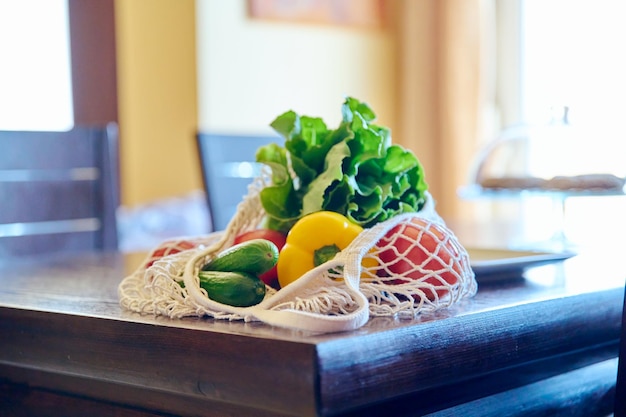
[0, 0, 74, 131]
[519, 0, 626, 250]
[522, 0, 626, 127]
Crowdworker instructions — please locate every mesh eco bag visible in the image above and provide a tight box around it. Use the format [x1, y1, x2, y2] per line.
[119, 172, 477, 333]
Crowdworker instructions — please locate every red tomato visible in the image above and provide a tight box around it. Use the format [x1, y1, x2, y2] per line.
[145, 239, 197, 268]
[376, 218, 463, 301]
[234, 229, 287, 289]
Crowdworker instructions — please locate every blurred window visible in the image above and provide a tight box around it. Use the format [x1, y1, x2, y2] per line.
[0, 0, 73, 131]
[499, 0, 626, 249]
[521, 0, 626, 127]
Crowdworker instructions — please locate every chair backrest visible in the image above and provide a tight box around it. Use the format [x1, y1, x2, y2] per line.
[616, 285, 626, 416]
[0, 124, 120, 257]
[196, 132, 284, 231]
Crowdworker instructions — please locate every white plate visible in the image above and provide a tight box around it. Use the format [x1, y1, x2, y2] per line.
[467, 247, 576, 279]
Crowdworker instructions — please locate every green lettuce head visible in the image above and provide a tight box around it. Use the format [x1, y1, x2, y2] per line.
[256, 97, 428, 233]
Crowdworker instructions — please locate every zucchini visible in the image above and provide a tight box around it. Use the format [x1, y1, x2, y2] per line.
[198, 270, 266, 307]
[201, 239, 278, 275]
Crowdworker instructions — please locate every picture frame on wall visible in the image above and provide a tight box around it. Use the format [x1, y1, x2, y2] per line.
[247, 0, 386, 29]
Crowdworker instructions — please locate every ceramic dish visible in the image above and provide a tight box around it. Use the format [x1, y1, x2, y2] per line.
[467, 247, 576, 281]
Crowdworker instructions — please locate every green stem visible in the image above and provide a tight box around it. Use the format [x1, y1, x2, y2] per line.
[314, 244, 341, 266]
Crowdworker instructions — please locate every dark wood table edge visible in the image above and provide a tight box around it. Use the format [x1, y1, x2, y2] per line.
[316, 287, 624, 415]
[0, 307, 320, 417]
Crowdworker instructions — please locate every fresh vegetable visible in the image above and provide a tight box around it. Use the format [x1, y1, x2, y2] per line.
[234, 229, 287, 289]
[256, 97, 428, 234]
[145, 239, 197, 268]
[201, 239, 279, 276]
[376, 218, 462, 300]
[198, 270, 266, 307]
[276, 211, 364, 288]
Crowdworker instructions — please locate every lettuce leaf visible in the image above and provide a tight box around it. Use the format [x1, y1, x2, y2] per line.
[256, 97, 428, 232]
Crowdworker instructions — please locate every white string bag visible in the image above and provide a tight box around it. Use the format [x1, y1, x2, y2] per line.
[118, 171, 477, 333]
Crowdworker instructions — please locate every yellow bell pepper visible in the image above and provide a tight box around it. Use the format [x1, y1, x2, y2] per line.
[277, 211, 364, 288]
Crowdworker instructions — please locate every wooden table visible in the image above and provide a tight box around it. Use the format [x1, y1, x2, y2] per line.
[0, 245, 624, 416]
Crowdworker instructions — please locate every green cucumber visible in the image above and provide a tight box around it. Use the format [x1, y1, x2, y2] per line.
[201, 239, 278, 275]
[198, 270, 266, 307]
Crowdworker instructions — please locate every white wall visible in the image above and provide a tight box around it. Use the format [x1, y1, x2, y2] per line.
[196, 0, 395, 135]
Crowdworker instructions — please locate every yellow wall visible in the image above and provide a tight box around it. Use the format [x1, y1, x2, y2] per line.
[115, 0, 200, 207]
[115, 0, 394, 207]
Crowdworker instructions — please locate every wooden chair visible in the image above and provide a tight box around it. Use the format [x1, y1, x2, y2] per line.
[0, 124, 120, 257]
[195, 133, 284, 231]
[616, 284, 626, 416]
